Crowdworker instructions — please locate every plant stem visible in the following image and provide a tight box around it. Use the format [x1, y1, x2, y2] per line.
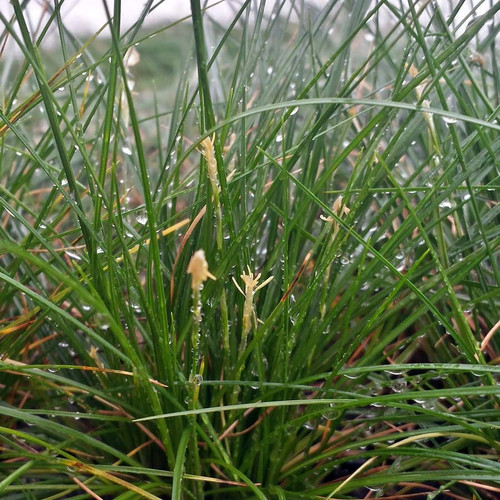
[189, 286, 203, 499]
[191, 0, 230, 361]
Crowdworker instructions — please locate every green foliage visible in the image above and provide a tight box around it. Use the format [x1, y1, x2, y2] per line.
[1, 0, 500, 498]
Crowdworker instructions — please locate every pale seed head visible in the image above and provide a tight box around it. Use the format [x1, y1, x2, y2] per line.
[321, 196, 350, 225]
[333, 195, 350, 218]
[187, 250, 216, 291]
[199, 135, 218, 186]
[241, 267, 261, 292]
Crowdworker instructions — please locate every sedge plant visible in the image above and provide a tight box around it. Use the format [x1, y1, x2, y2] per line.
[1, 0, 500, 498]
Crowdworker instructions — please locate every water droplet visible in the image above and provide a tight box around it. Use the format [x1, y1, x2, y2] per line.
[65, 250, 81, 261]
[387, 369, 403, 376]
[391, 378, 407, 393]
[136, 213, 147, 225]
[122, 146, 132, 156]
[422, 399, 437, 410]
[439, 200, 453, 211]
[340, 254, 351, 265]
[322, 404, 339, 421]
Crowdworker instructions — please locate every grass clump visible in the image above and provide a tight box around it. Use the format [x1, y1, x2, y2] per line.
[1, 0, 500, 498]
